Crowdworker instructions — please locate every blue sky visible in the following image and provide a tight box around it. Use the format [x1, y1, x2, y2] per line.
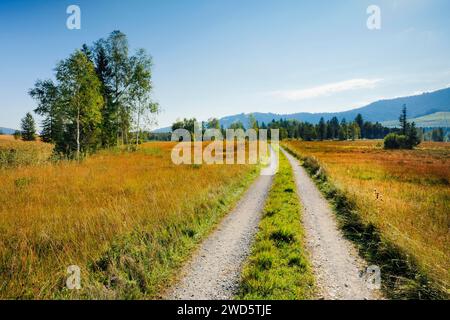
[1, 0, 449, 129]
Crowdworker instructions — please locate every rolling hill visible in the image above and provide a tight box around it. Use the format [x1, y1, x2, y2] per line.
[382, 112, 450, 128]
[219, 87, 450, 128]
[0, 127, 16, 135]
[155, 87, 450, 132]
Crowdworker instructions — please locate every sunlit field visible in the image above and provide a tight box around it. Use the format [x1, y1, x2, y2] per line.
[282, 140, 449, 294]
[0, 135, 54, 168]
[0, 141, 257, 299]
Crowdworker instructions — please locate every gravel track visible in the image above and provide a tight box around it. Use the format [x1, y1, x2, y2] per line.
[282, 148, 380, 300]
[166, 148, 277, 300]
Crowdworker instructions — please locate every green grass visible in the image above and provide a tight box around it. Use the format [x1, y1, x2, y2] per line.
[237, 151, 315, 300]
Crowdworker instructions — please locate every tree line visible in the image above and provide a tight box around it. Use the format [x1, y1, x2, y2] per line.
[170, 106, 428, 150]
[259, 114, 392, 141]
[171, 113, 392, 141]
[22, 31, 158, 158]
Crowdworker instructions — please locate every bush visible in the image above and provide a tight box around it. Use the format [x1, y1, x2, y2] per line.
[397, 135, 410, 148]
[384, 133, 400, 149]
[384, 133, 415, 150]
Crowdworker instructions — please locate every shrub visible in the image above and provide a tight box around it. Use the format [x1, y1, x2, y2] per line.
[384, 133, 415, 150]
[384, 133, 400, 149]
[396, 134, 409, 149]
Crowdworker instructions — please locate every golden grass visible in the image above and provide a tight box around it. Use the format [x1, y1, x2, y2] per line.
[283, 140, 450, 293]
[0, 142, 256, 298]
[0, 135, 54, 167]
[0, 135, 15, 141]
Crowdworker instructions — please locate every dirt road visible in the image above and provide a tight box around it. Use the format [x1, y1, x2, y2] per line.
[282, 148, 379, 300]
[166, 147, 277, 300]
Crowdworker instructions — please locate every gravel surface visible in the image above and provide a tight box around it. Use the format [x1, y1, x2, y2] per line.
[166, 148, 277, 300]
[282, 148, 380, 300]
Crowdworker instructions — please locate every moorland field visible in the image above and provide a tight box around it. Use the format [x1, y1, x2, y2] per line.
[0, 137, 257, 299]
[283, 140, 449, 296]
[1, 135, 448, 299]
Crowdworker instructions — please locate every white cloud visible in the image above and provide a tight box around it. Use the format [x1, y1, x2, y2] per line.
[270, 78, 383, 101]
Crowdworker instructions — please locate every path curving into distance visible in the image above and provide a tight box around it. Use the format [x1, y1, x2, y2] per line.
[166, 146, 278, 300]
[281, 148, 380, 300]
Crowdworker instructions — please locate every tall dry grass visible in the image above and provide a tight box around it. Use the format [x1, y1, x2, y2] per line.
[0, 135, 54, 168]
[283, 140, 449, 294]
[0, 142, 256, 298]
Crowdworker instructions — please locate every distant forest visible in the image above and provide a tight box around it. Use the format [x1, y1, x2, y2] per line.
[167, 113, 388, 141]
[150, 109, 449, 143]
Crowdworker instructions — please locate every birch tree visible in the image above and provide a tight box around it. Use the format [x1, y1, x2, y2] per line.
[56, 51, 103, 159]
[129, 49, 159, 148]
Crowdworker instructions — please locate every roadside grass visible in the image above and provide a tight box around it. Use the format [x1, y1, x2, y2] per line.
[237, 151, 315, 300]
[0, 142, 258, 299]
[282, 140, 449, 299]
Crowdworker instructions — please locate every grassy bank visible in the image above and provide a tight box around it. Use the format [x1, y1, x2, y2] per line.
[237, 150, 315, 300]
[0, 142, 258, 299]
[282, 141, 449, 299]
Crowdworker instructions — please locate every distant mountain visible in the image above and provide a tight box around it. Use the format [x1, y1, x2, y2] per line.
[154, 87, 450, 132]
[331, 87, 450, 123]
[219, 87, 450, 128]
[0, 127, 16, 135]
[382, 112, 450, 128]
[152, 126, 172, 133]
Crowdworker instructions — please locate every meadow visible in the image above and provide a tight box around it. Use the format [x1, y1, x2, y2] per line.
[282, 140, 449, 298]
[0, 138, 258, 299]
[0, 135, 54, 168]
